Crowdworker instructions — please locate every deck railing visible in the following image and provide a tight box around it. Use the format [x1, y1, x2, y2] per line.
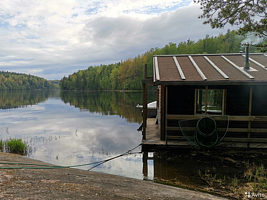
[166, 114, 267, 144]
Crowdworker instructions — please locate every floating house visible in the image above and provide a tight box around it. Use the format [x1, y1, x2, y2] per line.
[142, 52, 267, 149]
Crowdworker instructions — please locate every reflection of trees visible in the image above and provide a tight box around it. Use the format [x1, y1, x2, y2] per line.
[60, 91, 156, 123]
[0, 90, 59, 109]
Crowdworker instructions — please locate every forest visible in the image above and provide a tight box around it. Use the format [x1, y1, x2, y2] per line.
[0, 71, 55, 90]
[59, 30, 261, 91]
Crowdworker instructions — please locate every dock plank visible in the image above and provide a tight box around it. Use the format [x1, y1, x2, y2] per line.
[142, 118, 190, 150]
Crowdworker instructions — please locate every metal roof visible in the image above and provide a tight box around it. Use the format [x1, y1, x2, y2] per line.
[153, 53, 267, 85]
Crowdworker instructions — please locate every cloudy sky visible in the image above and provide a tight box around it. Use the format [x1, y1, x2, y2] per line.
[0, 0, 233, 80]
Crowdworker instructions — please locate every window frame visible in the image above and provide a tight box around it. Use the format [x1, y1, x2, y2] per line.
[194, 87, 226, 115]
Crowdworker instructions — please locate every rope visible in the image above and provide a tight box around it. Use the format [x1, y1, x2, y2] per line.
[88, 143, 143, 171]
[0, 143, 143, 170]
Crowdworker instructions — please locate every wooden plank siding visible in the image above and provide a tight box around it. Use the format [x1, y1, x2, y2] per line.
[165, 84, 267, 145]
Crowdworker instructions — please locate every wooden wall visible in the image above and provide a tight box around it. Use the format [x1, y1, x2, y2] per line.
[164, 85, 267, 144]
[167, 85, 196, 115]
[167, 85, 267, 116]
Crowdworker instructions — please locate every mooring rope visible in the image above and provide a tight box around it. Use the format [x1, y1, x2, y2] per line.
[0, 143, 143, 170]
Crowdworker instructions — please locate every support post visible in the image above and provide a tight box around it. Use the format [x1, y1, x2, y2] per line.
[156, 87, 159, 109]
[248, 86, 253, 148]
[142, 82, 147, 140]
[165, 86, 168, 145]
[194, 89, 197, 115]
[222, 89, 227, 115]
[145, 64, 148, 79]
[160, 85, 165, 141]
[205, 86, 208, 115]
[142, 151, 148, 178]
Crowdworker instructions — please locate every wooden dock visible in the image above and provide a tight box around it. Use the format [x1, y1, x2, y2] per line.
[142, 118, 267, 151]
[142, 118, 190, 151]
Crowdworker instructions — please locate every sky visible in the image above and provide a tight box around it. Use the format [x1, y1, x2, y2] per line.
[0, 0, 234, 80]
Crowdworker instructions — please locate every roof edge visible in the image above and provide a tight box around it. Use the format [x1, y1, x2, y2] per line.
[153, 53, 265, 57]
[153, 80, 267, 86]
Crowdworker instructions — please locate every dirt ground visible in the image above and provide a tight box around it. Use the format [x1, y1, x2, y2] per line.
[0, 152, 227, 200]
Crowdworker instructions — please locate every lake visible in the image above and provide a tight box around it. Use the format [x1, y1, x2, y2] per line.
[0, 90, 156, 180]
[2, 90, 267, 199]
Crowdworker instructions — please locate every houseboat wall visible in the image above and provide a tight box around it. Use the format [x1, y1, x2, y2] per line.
[165, 85, 267, 142]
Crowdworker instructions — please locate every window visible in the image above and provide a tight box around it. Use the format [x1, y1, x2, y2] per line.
[195, 89, 225, 115]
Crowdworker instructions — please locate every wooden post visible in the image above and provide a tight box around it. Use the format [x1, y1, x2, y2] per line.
[194, 89, 197, 115]
[157, 87, 159, 109]
[249, 86, 253, 116]
[248, 86, 253, 148]
[205, 86, 208, 115]
[165, 86, 168, 145]
[142, 151, 148, 178]
[142, 82, 147, 140]
[145, 64, 148, 79]
[222, 89, 227, 115]
[160, 85, 165, 141]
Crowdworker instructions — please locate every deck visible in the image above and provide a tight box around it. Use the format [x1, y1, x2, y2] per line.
[142, 118, 267, 151]
[142, 118, 190, 151]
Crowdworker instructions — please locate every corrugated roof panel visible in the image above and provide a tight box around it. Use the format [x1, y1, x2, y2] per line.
[250, 55, 267, 67]
[223, 56, 254, 79]
[188, 56, 207, 80]
[204, 56, 229, 79]
[157, 57, 181, 81]
[224, 55, 267, 81]
[192, 56, 226, 81]
[249, 66, 267, 81]
[173, 56, 186, 80]
[153, 54, 267, 84]
[176, 56, 203, 82]
[206, 56, 250, 81]
[247, 56, 267, 70]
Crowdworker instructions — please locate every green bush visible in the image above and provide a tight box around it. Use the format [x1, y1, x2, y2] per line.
[0, 138, 27, 155]
[0, 140, 3, 151]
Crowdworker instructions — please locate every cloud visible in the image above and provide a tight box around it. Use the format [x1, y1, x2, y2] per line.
[0, 0, 233, 80]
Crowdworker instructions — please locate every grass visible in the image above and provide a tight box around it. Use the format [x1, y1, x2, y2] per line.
[232, 174, 238, 187]
[197, 161, 267, 198]
[0, 140, 3, 151]
[0, 138, 28, 155]
[245, 163, 267, 192]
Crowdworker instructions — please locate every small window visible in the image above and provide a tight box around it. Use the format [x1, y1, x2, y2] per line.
[195, 89, 225, 115]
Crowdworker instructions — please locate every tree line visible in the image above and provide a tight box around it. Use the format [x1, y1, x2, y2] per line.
[59, 30, 260, 91]
[0, 71, 55, 90]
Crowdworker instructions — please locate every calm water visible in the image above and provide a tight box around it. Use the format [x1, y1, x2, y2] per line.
[0, 90, 156, 180]
[2, 90, 265, 197]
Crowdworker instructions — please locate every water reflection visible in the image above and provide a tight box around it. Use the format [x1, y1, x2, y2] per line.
[0, 90, 59, 109]
[2, 90, 261, 199]
[0, 90, 156, 180]
[60, 91, 155, 123]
